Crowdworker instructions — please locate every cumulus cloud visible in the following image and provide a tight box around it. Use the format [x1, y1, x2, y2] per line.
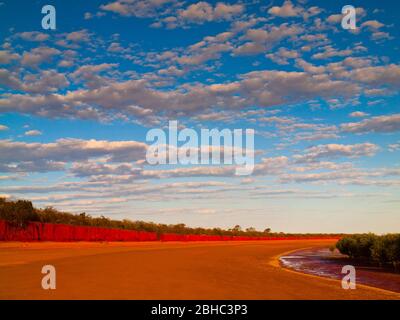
[21, 47, 60, 67]
[295, 58, 325, 74]
[235, 70, 359, 107]
[279, 169, 399, 185]
[350, 64, 400, 87]
[0, 69, 20, 90]
[312, 45, 353, 60]
[0, 69, 69, 93]
[179, 2, 244, 23]
[24, 130, 42, 136]
[349, 111, 369, 118]
[266, 47, 299, 65]
[361, 20, 384, 30]
[252, 156, 288, 175]
[293, 132, 340, 142]
[341, 114, 400, 133]
[17, 31, 49, 42]
[175, 32, 233, 65]
[100, 0, 177, 18]
[268, 1, 303, 18]
[326, 14, 342, 24]
[0, 68, 362, 121]
[294, 143, 379, 163]
[0, 50, 20, 64]
[233, 24, 303, 55]
[146, 1, 245, 29]
[70, 162, 142, 177]
[66, 29, 91, 42]
[371, 31, 392, 41]
[70, 63, 118, 88]
[0, 139, 148, 167]
[67, 154, 287, 180]
[388, 142, 400, 152]
[0, 160, 65, 173]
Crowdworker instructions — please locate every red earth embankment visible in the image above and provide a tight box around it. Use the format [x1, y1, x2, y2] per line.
[158, 233, 336, 241]
[0, 220, 338, 242]
[0, 220, 157, 242]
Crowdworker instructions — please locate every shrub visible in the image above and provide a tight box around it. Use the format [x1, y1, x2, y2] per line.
[336, 233, 400, 268]
[370, 237, 386, 264]
[371, 234, 400, 268]
[0, 198, 39, 227]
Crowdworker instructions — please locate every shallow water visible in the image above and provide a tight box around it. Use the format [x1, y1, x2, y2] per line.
[280, 247, 400, 293]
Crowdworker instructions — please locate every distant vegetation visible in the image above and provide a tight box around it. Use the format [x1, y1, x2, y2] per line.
[336, 234, 400, 269]
[0, 198, 339, 238]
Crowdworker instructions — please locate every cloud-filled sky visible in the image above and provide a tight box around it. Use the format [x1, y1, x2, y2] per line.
[0, 0, 399, 233]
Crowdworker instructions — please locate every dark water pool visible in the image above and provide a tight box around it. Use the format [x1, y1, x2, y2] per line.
[279, 247, 400, 293]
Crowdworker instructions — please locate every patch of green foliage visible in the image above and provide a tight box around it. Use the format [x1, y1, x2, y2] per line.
[336, 234, 400, 268]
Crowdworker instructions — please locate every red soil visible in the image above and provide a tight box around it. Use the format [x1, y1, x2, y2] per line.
[1, 240, 399, 299]
[0, 220, 338, 242]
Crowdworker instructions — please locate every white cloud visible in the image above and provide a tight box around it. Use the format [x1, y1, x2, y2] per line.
[0, 50, 19, 64]
[0, 69, 362, 121]
[21, 47, 60, 67]
[233, 24, 303, 56]
[179, 2, 244, 23]
[266, 47, 299, 65]
[326, 14, 342, 24]
[268, 1, 302, 18]
[0, 138, 148, 165]
[279, 169, 400, 186]
[0, 69, 69, 93]
[17, 31, 49, 42]
[349, 64, 400, 86]
[341, 114, 400, 133]
[361, 20, 384, 30]
[66, 29, 91, 42]
[312, 45, 353, 60]
[388, 142, 400, 152]
[24, 130, 42, 136]
[371, 31, 392, 41]
[101, 0, 177, 18]
[70, 63, 118, 88]
[349, 111, 369, 118]
[294, 143, 379, 163]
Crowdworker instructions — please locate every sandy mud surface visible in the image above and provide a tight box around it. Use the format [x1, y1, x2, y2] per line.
[0, 240, 399, 300]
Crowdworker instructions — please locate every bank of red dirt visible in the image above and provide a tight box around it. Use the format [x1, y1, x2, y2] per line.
[0, 198, 342, 242]
[0, 220, 338, 242]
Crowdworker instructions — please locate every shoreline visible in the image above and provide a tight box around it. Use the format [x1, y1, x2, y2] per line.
[274, 247, 400, 297]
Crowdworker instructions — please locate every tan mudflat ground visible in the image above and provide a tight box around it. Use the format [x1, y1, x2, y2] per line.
[0, 240, 399, 300]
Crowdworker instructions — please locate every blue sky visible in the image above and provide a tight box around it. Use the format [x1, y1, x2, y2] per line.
[0, 0, 399, 233]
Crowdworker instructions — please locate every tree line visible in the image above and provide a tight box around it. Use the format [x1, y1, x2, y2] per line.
[0, 198, 340, 238]
[336, 233, 400, 269]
